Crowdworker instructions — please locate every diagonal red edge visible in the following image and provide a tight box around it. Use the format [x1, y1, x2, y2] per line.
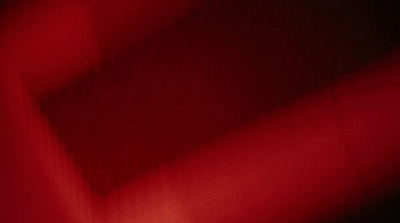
[1, 0, 399, 222]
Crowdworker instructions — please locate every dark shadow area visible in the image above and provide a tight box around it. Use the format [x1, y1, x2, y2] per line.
[40, 3, 400, 221]
[321, 186, 400, 223]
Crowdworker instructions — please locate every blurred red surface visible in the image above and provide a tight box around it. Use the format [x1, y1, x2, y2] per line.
[1, 0, 400, 222]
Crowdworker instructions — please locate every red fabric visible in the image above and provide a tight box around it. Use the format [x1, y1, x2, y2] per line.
[1, 0, 399, 222]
